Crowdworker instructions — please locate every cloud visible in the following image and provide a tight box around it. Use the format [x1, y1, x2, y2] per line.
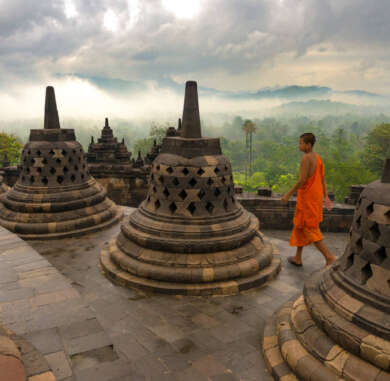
[0, 0, 390, 118]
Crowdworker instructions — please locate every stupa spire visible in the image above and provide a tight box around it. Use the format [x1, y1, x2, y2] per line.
[44, 86, 60, 129]
[177, 118, 182, 135]
[181, 81, 201, 138]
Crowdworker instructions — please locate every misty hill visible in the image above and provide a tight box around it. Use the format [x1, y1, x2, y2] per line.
[64, 74, 387, 102]
[270, 99, 389, 117]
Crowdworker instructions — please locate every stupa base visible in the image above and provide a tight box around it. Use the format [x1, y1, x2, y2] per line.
[100, 241, 281, 296]
[262, 269, 390, 381]
[0, 203, 123, 240]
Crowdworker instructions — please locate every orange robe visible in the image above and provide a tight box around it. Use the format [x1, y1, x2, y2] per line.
[290, 154, 324, 247]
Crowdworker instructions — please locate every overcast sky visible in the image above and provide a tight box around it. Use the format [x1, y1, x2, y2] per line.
[1, 0, 390, 119]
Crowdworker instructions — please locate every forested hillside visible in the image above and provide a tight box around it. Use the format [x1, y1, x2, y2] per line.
[1, 114, 390, 202]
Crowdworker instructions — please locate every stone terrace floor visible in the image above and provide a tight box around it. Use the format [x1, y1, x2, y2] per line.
[0, 207, 349, 381]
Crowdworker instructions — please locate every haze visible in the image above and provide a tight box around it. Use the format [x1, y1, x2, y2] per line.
[1, 0, 390, 122]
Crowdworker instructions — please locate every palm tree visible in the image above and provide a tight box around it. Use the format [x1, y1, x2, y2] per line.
[242, 120, 257, 179]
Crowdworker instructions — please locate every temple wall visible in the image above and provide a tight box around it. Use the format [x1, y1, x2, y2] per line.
[237, 193, 354, 232]
[94, 176, 148, 208]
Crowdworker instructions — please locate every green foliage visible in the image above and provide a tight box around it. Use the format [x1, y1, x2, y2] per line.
[0, 132, 23, 165]
[362, 123, 390, 176]
[133, 122, 169, 157]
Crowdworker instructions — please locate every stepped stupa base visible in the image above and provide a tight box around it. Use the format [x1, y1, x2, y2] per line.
[100, 237, 281, 296]
[263, 268, 390, 381]
[0, 203, 123, 241]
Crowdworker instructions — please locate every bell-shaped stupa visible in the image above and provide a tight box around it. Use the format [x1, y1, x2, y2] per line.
[100, 81, 281, 295]
[0, 86, 122, 239]
[263, 158, 390, 380]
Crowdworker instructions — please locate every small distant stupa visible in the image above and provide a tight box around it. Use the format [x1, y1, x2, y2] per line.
[100, 81, 281, 295]
[86, 118, 131, 164]
[0, 86, 122, 239]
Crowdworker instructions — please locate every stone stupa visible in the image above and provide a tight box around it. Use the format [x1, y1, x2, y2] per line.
[86, 117, 131, 165]
[100, 81, 281, 295]
[0, 86, 122, 239]
[263, 159, 390, 380]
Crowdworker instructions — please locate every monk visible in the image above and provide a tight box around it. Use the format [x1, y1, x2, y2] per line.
[281, 133, 336, 266]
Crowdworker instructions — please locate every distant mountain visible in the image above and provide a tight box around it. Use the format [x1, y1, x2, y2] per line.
[272, 99, 386, 116]
[340, 90, 384, 98]
[58, 73, 388, 103]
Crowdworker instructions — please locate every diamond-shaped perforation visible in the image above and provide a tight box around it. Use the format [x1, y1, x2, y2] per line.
[197, 168, 205, 176]
[343, 252, 354, 271]
[366, 202, 374, 215]
[214, 167, 220, 175]
[41, 177, 48, 185]
[189, 178, 197, 187]
[361, 263, 373, 284]
[206, 202, 214, 214]
[57, 176, 64, 184]
[156, 164, 160, 171]
[163, 187, 170, 198]
[214, 187, 221, 198]
[221, 176, 226, 184]
[355, 215, 362, 228]
[179, 190, 187, 200]
[198, 189, 205, 200]
[223, 198, 229, 211]
[158, 175, 164, 184]
[182, 167, 189, 175]
[154, 199, 161, 210]
[374, 247, 387, 264]
[169, 202, 177, 214]
[172, 177, 180, 186]
[153, 186, 157, 193]
[167, 166, 174, 174]
[187, 202, 196, 215]
[369, 222, 380, 241]
[49, 150, 55, 156]
[207, 178, 214, 186]
[355, 236, 363, 251]
[70, 174, 76, 182]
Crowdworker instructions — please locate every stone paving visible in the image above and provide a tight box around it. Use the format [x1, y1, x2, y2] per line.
[0, 207, 349, 380]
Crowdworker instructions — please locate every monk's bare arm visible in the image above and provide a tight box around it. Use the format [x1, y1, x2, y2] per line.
[281, 155, 310, 203]
[322, 177, 333, 210]
[322, 178, 328, 198]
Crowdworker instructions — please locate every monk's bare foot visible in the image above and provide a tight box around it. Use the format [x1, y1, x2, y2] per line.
[288, 256, 303, 267]
[325, 255, 336, 266]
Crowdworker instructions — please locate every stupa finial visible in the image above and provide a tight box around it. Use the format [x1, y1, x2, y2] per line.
[178, 118, 182, 133]
[105, 117, 109, 128]
[382, 158, 390, 183]
[181, 81, 201, 138]
[44, 86, 61, 129]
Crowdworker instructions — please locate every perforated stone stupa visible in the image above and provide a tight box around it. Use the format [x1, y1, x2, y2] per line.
[100, 81, 281, 295]
[0, 86, 122, 239]
[263, 158, 390, 381]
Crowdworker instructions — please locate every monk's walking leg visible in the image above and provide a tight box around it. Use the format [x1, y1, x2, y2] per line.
[291, 246, 303, 265]
[313, 240, 336, 266]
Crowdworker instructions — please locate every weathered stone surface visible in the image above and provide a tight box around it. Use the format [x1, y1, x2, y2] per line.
[263, 158, 390, 380]
[100, 81, 281, 295]
[0, 86, 122, 239]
